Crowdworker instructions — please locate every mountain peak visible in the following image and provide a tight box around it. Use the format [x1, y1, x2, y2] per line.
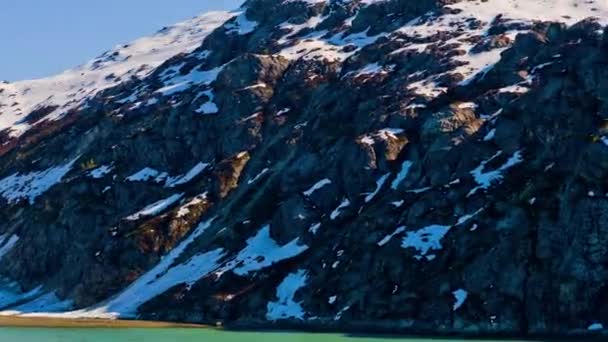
[0, 11, 234, 139]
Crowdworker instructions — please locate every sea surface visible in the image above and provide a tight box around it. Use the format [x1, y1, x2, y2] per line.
[0, 328, 542, 342]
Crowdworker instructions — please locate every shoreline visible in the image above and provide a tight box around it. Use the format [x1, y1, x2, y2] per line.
[0, 316, 607, 342]
[0, 316, 207, 329]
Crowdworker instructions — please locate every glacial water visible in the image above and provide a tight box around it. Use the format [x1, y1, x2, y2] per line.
[0, 327, 543, 342]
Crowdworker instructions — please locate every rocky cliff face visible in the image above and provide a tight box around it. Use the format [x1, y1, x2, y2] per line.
[2, 0, 608, 337]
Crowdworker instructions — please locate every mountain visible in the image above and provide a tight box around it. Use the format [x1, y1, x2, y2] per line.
[1, 0, 608, 337]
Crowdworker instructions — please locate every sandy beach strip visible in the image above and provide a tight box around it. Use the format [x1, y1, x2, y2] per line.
[0, 316, 207, 328]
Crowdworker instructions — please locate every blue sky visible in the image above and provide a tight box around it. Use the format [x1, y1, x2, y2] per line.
[0, 1, 243, 81]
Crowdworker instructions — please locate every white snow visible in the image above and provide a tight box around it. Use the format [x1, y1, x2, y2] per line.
[156, 66, 223, 97]
[391, 161, 413, 190]
[165, 162, 209, 187]
[276, 108, 291, 116]
[452, 0, 608, 27]
[483, 128, 496, 141]
[0, 12, 234, 138]
[391, 200, 404, 208]
[588, 323, 604, 331]
[365, 173, 390, 203]
[125, 193, 184, 221]
[0, 285, 42, 311]
[176, 193, 207, 218]
[401, 224, 451, 260]
[4, 0, 606, 319]
[468, 150, 523, 196]
[283, 0, 326, 5]
[127, 163, 208, 187]
[225, 11, 259, 35]
[303, 178, 332, 196]
[195, 92, 220, 114]
[88, 165, 114, 179]
[397, 0, 608, 96]
[4, 0, 604, 138]
[350, 63, 395, 78]
[93, 218, 223, 318]
[377, 128, 405, 141]
[279, 27, 386, 62]
[3, 292, 73, 315]
[457, 102, 477, 110]
[247, 168, 270, 185]
[148, 60, 227, 116]
[406, 187, 431, 194]
[284, 0, 386, 5]
[215, 225, 309, 276]
[377, 226, 406, 247]
[15, 218, 224, 318]
[0, 235, 19, 259]
[330, 198, 351, 220]
[0, 234, 19, 260]
[0, 157, 79, 204]
[126, 167, 160, 182]
[359, 136, 376, 146]
[266, 270, 308, 321]
[399, 207, 487, 260]
[309, 222, 321, 235]
[360, 128, 405, 146]
[452, 289, 468, 311]
[335, 305, 351, 320]
[456, 208, 484, 226]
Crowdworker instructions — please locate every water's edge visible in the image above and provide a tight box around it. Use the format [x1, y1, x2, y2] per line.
[0, 316, 204, 329]
[0, 316, 606, 341]
[224, 320, 608, 341]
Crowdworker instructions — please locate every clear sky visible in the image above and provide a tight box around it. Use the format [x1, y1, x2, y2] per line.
[0, 1, 244, 81]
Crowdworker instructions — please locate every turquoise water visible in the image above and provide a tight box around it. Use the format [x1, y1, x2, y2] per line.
[0, 328, 538, 342]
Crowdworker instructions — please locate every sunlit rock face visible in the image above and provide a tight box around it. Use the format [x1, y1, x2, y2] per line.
[2, 0, 608, 336]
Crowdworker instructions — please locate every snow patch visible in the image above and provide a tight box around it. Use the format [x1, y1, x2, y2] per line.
[468, 150, 523, 196]
[377, 226, 406, 247]
[225, 12, 258, 35]
[303, 178, 332, 196]
[248, 168, 270, 185]
[0, 285, 43, 311]
[125, 193, 184, 221]
[266, 270, 308, 321]
[0, 235, 19, 259]
[126, 167, 160, 182]
[453, 289, 468, 311]
[0, 157, 79, 204]
[330, 198, 351, 220]
[215, 225, 309, 276]
[588, 323, 604, 331]
[402, 225, 451, 260]
[5, 292, 73, 315]
[166, 162, 209, 187]
[309, 223, 321, 235]
[365, 173, 390, 203]
[88, 165, 114, 179]
[391, 161, 413, 190]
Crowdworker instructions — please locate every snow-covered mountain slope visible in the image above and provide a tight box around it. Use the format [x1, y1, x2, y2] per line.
[3, 0, 608, 337]
[0, 11, 233, 138]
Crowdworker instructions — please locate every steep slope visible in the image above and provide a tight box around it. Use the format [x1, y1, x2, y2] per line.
[2, 0, 608, 337]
